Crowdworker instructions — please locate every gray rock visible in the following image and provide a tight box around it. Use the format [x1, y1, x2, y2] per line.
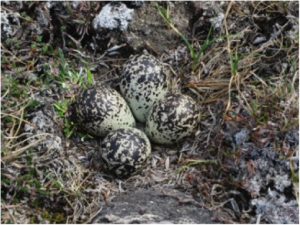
[92, 188, 216, 224]
[92, 3, 134, 32]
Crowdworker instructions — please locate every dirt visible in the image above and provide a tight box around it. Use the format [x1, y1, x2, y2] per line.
[123, 1, 193, 55]
[1, 1, 299, 224]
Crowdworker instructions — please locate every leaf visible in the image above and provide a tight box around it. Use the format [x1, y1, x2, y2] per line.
[86, 69, 93, 85]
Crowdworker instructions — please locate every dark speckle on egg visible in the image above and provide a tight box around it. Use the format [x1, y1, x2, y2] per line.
[145, 94, 200, 145]
[119, 54, 169, 123]
[101, 128, 151, 178]
[75, 86, 136, 137]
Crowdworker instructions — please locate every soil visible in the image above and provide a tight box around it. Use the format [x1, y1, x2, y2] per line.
[123, 1, 194, 55]
[1, 1, 299, 224]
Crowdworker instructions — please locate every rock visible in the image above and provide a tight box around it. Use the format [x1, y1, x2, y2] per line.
[92, 188, 216, 224]
[92, 2, 134, 32]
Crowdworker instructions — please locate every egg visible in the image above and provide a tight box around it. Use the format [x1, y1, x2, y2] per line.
[119, 54, 169, 123]
[145, 94, 200, 145]
[101, 128, 151, 178]
[75, 86, 136, 137]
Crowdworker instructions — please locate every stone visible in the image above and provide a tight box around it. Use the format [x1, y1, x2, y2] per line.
[92, 2, 134, 32]
[92, 188, 216, 224]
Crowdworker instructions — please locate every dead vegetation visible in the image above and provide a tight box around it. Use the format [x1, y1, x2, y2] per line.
[1, 1, 299, 223]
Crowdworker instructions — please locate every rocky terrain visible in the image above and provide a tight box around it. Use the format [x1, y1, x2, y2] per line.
[1, 1, 299, 223]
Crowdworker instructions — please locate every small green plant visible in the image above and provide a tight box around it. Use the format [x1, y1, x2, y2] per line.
[51, 50, 95, 138]
[50, 48, 95, 138]
[86, 68, 94, 85]
[229, 50, 240, 76]
[1, 175, 11, 186]
[63, 118, 76, 138]
[53, 99, 70, 117]
[40, 210, 66, 224]
[177, 159, 218, 173]
[2, 75, 26, 100]
[53, 99, 76, 138]
[3, 165, 51, 207]
[20, 12, 33, 26]
[55, 48, 94, 89]
[26, 99, 42, 110]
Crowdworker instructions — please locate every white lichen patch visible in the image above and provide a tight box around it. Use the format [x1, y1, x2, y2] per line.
[24, 110, 63, 153]
[0, 8, 20, 38]
[92, 2, 134, 32]
[1, 9, 11, 36]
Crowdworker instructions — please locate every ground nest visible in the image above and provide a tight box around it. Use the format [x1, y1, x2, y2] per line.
[1, 1, 299, 224]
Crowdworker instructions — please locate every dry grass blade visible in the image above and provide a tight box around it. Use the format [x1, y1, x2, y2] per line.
[223, 1, 235, 112]
[2, 133, 51, 162]
[1, 97, 52, 162]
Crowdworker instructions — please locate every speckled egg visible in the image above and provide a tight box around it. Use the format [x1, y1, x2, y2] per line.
[101, 128, 151, 178]
[119, 54, 169, 123]
[145, 94, 200, 145]
[75, 86, 136, 137]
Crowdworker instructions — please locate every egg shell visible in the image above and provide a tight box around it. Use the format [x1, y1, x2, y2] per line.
[145, 94, 200, 145]
[75, 86, 136, 137]
[101, 127, 151, 178]
[119, 54, 169, 123]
